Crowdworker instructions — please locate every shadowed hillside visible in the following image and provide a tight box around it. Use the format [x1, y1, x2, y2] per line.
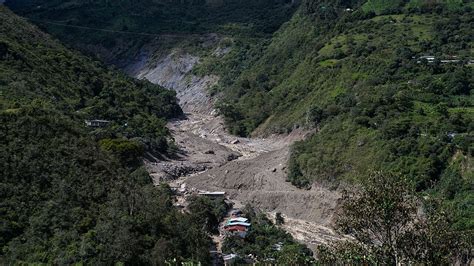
[7, 0, 298, 62]
[0, 7, 220, 264]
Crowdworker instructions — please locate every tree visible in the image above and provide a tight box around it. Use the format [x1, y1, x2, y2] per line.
[305, 105, 324, 127]
[278, 244, 314, 265]
[317, 172, 471, 265]
[188, 196, 227, 233]
[99, 138, 144, 167]
[275, 212, 285, 225]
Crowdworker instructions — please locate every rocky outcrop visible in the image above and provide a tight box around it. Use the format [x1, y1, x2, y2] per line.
[136, 51, 218, 115]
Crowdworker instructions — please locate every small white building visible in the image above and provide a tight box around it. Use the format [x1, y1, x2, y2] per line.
[223, 253, 238, 265]
[85, 119, 110, 128]
[198, 191, 226, 198]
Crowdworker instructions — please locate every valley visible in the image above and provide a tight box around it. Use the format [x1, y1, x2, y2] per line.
[134, 49, 342, 253]
[2, 0, 472, 264]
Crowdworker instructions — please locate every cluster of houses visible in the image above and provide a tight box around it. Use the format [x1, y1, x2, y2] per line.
[221, 210, 252, 265]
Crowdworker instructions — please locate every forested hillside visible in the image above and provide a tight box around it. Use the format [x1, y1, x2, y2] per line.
[7, 0, 297, 62]
[1, 107, 213, 264]
[0, 6, 218, 264]
[0, 5, 183, 154]
[210, 0, 474, 230]
[8, 0, 295, 35]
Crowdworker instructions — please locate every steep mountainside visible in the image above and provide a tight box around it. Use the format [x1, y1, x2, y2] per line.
[6, 0, 297, 63]
[0, 5, 182, 153]
[0, 6, 220, 264]
[206, 0, 473, 230]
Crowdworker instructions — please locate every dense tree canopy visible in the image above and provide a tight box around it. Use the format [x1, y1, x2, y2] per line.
[0, 106, 214, 264]
[7, 0, 298, 62]
[2, 0, 472, 263]
[0, 7, 217, 264]
[0, 5, 182, 154]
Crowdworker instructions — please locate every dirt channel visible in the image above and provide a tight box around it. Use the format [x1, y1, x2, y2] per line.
[133, 48, 344, 253]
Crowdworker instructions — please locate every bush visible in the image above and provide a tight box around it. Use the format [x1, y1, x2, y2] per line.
[317, 172, 471, 265]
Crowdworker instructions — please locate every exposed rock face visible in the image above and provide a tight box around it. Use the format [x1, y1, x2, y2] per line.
[136, 51, 218, 115]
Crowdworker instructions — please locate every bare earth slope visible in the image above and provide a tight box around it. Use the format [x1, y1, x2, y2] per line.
[186, 145, 339, 224]
[137, 51, 218, 115]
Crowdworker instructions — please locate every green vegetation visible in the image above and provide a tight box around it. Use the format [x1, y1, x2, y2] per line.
[3, 0, 473, 262]
[7, 0, 297, 62]
[222, 206, 314, 264]
[363, 0, 467, 13]
[0, 6, 182, 154]
[188, 195, 229, 233]
[1, 4, 317, 264]
[8, 0, 295, 36]
[201, 0, 473, 230]
[0, 7, 220, 264]
[317, 172, 471, 264]
[362, 0, 404, 13]
[0, 106, 214, 264]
